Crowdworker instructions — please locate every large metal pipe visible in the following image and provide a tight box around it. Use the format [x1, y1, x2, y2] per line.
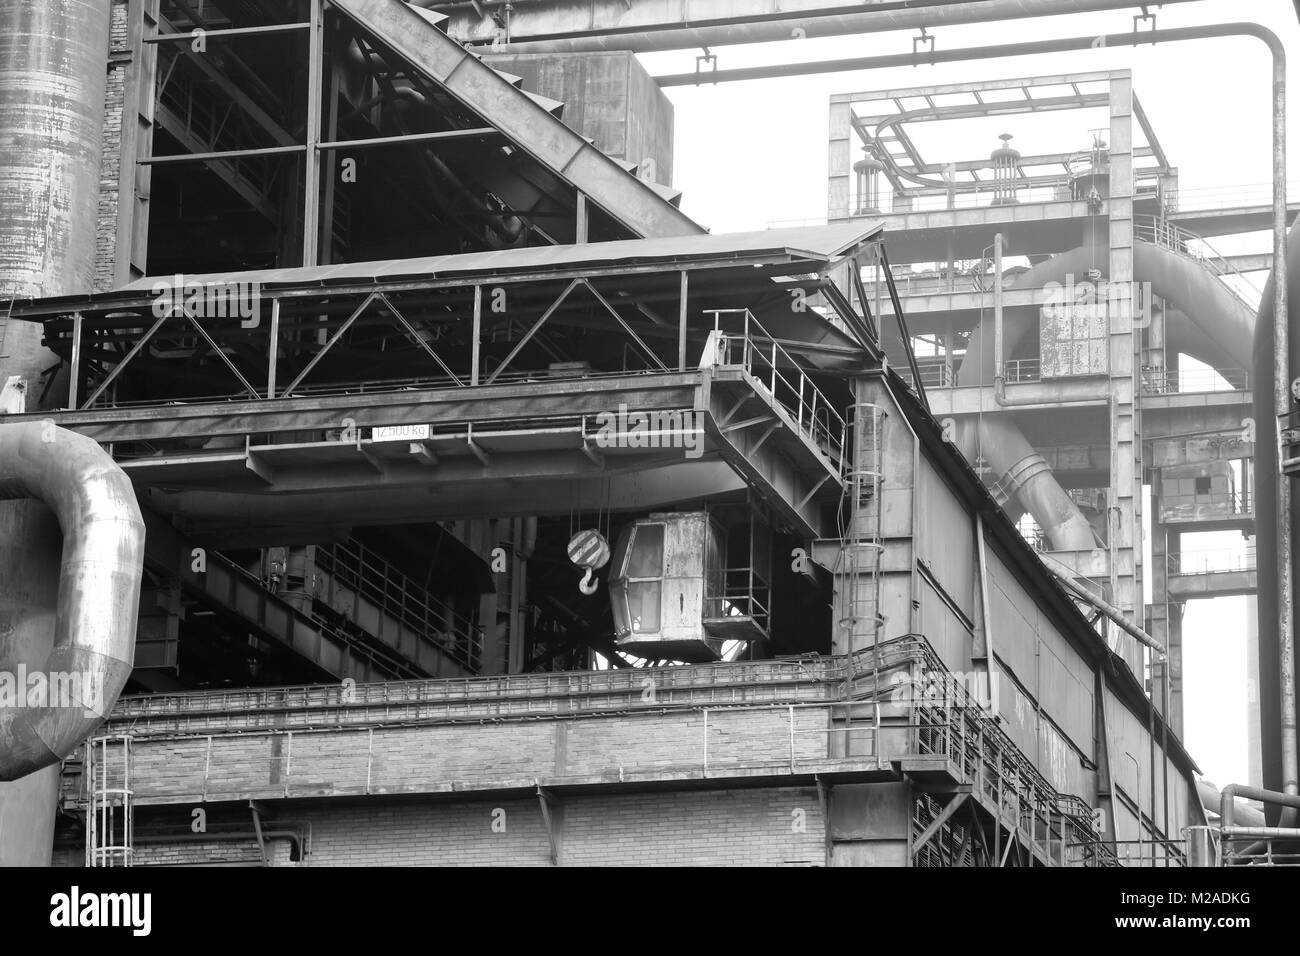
[1254, 225, 1299, 828]
[0, 422, 145, 865]
[1039, 552, 1165, 655]
[0, 422, 145, 781]
[0, 0, 115, 866]
[654, 21, 1280, 86]
[951, 236, 1256, 605]
[0, 0, 109, 387]
[955, 417, 1095, 551]
[435, 0, 1203, 54]
[1220, 784, 1300, 831]
[1197, 778, 1265, 827]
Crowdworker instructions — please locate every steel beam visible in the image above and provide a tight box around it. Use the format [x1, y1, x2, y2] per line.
[10, 372, 706, 444]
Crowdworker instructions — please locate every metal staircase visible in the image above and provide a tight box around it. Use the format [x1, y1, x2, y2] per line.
[313, 538, 484, 673]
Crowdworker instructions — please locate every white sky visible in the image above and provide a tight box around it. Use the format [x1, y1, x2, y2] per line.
[638, 0, 1300, 789]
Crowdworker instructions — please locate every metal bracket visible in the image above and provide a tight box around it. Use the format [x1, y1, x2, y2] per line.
[1133, 8, 1157, 42]
[695, 48, 717, 85]
[912, 27, 935, 61]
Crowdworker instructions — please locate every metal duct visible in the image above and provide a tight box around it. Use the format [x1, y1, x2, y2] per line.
[437, 0, 1203, 54]
[955, 416, 1094, 551]
[960, 241, 1255, 386]
[954, 240, 1256, 552]
[0, 422, 145, 780]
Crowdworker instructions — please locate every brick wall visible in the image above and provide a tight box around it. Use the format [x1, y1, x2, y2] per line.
[95, 0, 131, 292]
[122, 707, 833, 805]
[130, 788, 826, 866]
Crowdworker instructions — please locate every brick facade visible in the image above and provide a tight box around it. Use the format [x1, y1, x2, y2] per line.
[95, 0, 131, 293]
[110, 789, 825, 866]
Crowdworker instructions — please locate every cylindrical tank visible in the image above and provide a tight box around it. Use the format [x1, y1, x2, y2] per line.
[0, 0, 112, 865]
[1253, 223, 1300, 824]
[0, 0, 110, 386]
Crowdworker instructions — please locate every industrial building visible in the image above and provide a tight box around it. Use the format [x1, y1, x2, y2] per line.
[0, 0, 1296, 867]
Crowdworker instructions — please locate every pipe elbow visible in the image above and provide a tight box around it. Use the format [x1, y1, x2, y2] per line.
[0, 422, 144, 781]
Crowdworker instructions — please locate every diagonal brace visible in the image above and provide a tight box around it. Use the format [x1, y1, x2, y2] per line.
[912, 792, 970, 856]
[377, 293, 463, 386]
[281, 292, 379, 396]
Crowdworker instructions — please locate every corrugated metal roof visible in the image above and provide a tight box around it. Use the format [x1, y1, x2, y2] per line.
[113, 222, 883, 294]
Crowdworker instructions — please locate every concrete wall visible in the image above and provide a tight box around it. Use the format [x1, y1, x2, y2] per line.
[483, 52, 674, 186]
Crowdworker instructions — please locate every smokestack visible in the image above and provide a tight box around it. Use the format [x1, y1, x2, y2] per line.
[0, 0, 114, 867]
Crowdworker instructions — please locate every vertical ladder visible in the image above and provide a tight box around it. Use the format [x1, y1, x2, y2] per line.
[839, 403, 888, 761]
[86, 735, 134, 868]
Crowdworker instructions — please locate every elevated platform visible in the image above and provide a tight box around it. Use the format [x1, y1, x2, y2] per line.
[5, 368, 842, 541]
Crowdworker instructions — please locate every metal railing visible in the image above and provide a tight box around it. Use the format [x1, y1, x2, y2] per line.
[1164, 180, 1300, 214]
[1109, 838, 1189, 867]
[1135, 216, 1263, 312]
[871, 268, 984, 298]
[706, 309, 847, 473]
[1167, 547, 1256, 577]
[703, 567, 771, 633]
[1140, 367, 1249, 394]
[83, 366, 672, 411]
[1160, 490, 1252, 519]
[315, 539, 484, 673]
[1004, 358, 1042, 384]
[1221, 838, 1300, 867]
[897, 361, 954, 390]
[883, 636, 1118, 867]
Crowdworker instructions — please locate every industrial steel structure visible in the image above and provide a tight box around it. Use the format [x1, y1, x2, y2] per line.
[0, 0, 1294, 867]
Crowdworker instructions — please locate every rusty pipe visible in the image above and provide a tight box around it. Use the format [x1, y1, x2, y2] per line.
[0, 422, 145, 780]
[1039, 552, 1165, 656]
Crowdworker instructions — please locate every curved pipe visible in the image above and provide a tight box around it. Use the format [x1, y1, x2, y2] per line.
[0, 422, 145, 780]
[955, 416, 1094, 551]
[1220, 784, 1300, 831]
[1197, 778, 1265, 828]
[962, 241, 1256, 388]
[953, 239, 1256, 549]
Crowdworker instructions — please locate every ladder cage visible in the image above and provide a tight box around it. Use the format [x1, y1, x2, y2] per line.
[85, 734, 134, 868]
